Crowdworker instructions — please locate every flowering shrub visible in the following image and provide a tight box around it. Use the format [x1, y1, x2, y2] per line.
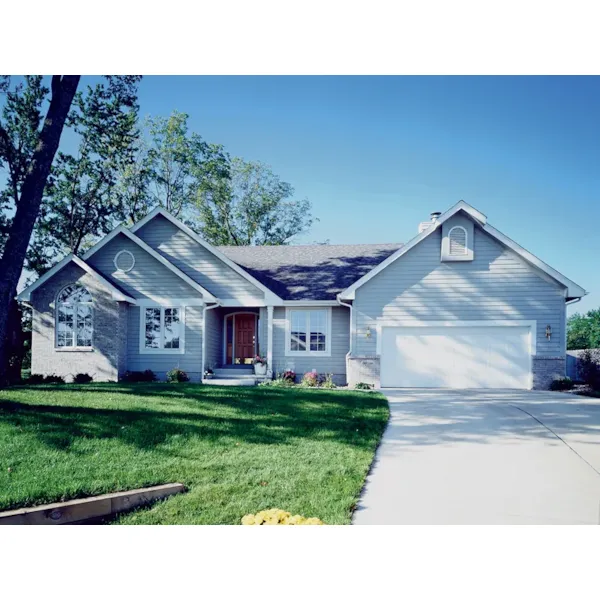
[73, 373, 93, 384]
[301, 371, 319, 387]
[241, 508, 324, 525]
[281, 369, 296, 383]
[253, 355, 267, 366]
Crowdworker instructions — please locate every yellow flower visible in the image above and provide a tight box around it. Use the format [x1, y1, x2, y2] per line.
[303, 517, 323, 525]
[241, 508, 324, 525]
[241, 514, 256, 525]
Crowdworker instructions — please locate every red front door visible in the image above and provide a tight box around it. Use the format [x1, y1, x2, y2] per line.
[235, 314, 256, 364]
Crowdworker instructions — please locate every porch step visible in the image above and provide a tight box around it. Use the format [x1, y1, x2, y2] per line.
[202, 378, 258, 386]
[212, 368, 256, 379]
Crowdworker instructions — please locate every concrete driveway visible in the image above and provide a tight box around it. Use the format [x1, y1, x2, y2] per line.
[353, 390, 600, 525]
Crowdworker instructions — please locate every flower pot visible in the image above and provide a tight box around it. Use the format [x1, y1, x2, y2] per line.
[254, 363, 267, 376]
[204, 373, 214, 379]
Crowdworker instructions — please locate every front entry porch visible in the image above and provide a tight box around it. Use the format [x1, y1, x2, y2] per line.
[203, 307, 271, 385]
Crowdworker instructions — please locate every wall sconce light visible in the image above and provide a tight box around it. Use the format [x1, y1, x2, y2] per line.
[366, 326, 372, 338]
[546, 325, 552, 339]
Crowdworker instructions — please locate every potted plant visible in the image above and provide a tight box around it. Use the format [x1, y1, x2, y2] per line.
[253, 355, 268, 376]
[204, 368, 214, 380]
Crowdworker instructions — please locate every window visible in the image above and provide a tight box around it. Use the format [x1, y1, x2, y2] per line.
[142, 306, 184, 352]
[56, 284, 93, 348]
[286, 308, 331, 356]
[448, 226, 467, 256]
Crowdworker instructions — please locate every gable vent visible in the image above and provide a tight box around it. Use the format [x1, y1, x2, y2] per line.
[448, 226, 467, 256]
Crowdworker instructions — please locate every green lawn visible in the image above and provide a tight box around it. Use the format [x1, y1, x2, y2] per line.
[0, 383, 388, 524]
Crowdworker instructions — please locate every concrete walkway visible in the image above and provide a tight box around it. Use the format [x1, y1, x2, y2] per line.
[353, 390, 600, 525]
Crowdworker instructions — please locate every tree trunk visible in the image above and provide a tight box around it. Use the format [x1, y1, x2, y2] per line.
[0, 75, 80, 386]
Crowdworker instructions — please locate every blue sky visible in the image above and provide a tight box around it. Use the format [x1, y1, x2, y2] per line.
[136, 76, 598, 313]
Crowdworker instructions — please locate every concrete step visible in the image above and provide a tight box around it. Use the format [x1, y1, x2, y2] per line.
[212, 369, 256, 379]
[202, 378, 257, 386]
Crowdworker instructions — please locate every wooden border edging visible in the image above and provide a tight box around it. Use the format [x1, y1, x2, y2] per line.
[0, 483, 186, 525]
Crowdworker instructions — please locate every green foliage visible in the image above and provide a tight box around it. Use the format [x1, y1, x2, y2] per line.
[0, 76, 49, 251]
[321, 373, 337, 389]
[578, 350, 600, 390]
[122, 369, 157, 382]
[26, 374, 65, 384]
[166, 368, 190, 383]
[567, 309, 600, 350]
[196, 157, 315, 246]
[549, 377, 574, 391]
[28, 76, 141, 274]
[354, 382, 374, 390]
[73, 373, 93, 384]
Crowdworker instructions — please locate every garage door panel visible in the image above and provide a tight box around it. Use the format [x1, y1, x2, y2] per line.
[380, 326, 531, 389]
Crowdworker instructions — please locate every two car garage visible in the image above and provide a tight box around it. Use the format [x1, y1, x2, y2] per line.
[379, 324, 533, 389]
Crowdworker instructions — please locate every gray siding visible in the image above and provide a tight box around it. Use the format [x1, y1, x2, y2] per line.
[271, 306, 350, 382]
[87, 233, 200, 300]
[353, 220, 566, 358]
[127, 305, 203, 381]
[136, 215, 264, 301]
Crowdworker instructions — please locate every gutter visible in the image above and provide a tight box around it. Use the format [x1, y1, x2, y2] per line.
[201, 301, 221, 381]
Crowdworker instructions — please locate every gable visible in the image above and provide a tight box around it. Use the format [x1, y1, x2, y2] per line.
[86, 232, 202, 301]
[135, 214, 265, 301]
[339, 201, 586, 300]
[357, 224, 566, 306]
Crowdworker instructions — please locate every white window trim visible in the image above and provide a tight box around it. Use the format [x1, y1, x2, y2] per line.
[285, 307, 332, 357]
[448, 225, 468, 256]
[55, 284, 94, 350]
[139, 304, 186, 354]
[114, 250, 135, 273]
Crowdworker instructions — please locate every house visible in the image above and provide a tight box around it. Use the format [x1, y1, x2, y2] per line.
[18, 201, 586, 390]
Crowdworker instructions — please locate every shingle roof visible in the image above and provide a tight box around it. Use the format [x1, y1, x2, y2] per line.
[217, 243, 404, 300]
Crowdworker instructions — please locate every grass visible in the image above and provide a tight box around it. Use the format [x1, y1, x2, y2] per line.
[0, 383, 388, 524]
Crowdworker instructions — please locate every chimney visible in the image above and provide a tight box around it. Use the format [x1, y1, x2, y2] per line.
[418, 211, 442, 234]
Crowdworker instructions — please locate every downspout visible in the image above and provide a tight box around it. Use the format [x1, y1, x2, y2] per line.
[202, 301, 221, 381]
[338, 296, 353, 384]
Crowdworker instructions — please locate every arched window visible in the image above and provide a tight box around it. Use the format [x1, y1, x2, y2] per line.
[56, 285, 93, 348]
[448, 226, 467, 256]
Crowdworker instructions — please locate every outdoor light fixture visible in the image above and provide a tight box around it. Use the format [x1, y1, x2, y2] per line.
[546, 325, 552, 339]
[366, 327, 372, 338]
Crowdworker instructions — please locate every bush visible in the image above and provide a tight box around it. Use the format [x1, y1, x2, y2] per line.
[579, 350, 600, 390]
[122, 369, 157, 382]
[27, 374, 46, 384]
[167, 368, 189, 383]
[549, 377, 574, 391]
[320, 373, 336, 389]
[301, 371, 319, 387]
[241, 508, 323, 525]
[354, 382, 374, 390]
[43, 374, 65, 384]
[73, 373, 93, 384]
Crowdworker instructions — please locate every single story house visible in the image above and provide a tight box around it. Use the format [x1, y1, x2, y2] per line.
[18, 201, 586, 389]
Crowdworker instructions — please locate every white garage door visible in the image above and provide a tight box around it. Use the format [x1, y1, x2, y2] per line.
[380, 326, 532, 389]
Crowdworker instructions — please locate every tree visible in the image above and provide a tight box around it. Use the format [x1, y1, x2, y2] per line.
[28, 76, 141, 274]
[117, 111, 218, 223]
[567, 309, 600, 350]
[0, 75, 80, 384]
[196, 157, 315, 246]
